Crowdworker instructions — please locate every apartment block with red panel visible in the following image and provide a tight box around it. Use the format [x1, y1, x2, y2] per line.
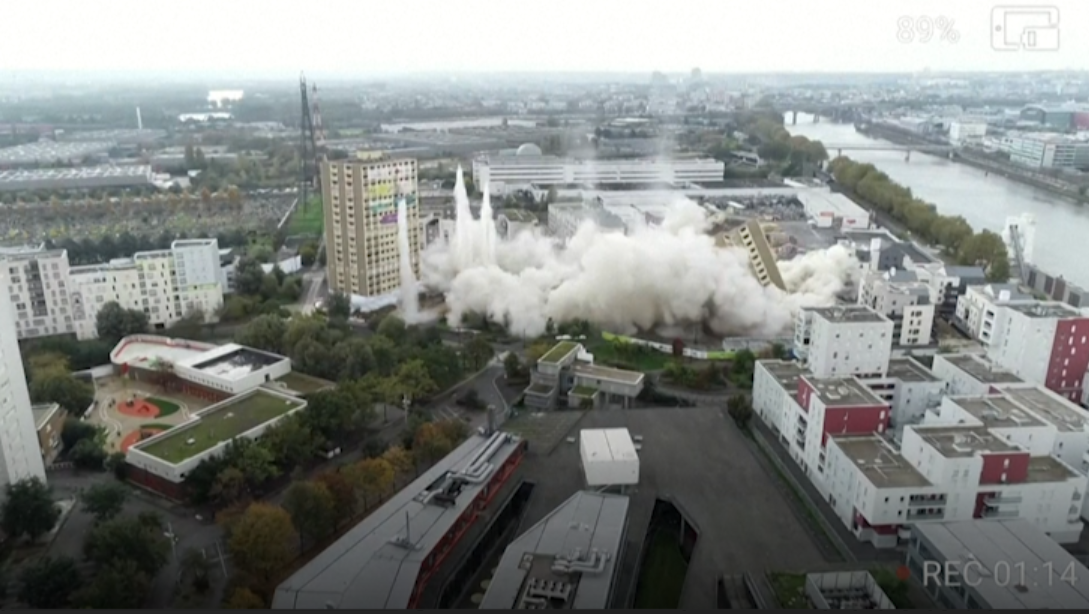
[986, 302, 1089, 403]
[791, 375, 891, 481]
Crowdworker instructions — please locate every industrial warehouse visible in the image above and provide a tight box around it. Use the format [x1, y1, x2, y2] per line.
[0, 165, 155, 192]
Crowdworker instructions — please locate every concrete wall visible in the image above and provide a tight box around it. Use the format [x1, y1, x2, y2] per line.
[174, 357, 292, 396]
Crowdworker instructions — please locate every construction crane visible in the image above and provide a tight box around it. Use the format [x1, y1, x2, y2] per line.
[298, 72, 327, 210]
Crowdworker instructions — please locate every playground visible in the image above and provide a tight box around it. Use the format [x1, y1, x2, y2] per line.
[89, 376, 214, 453]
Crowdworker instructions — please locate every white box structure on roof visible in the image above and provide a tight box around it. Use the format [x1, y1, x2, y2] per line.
[579, 428, 639, 486]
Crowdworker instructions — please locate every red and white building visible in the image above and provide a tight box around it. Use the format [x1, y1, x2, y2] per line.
[985, 301, 1089, 403]
[754, 305, 1089, 549]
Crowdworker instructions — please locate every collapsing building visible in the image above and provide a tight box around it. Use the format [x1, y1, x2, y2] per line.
[729, 220, 786, 290]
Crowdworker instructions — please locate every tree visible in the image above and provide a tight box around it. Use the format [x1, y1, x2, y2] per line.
[225, 587, 267, 609]
[18, 555, 81, 608]
[382, 445, 416, 478]
[412, 422, 456, 464]
[61, 418, 100, 449]
[95, 301, 149, 340]
[1, 477, 60, 542]
[74, 559, 150, 609]
[314, 470, 358, 524]
[326, 292, 351, 320]
[28, 370, 94, 415]
[180, 547, 212, 592]
[727, 394, 754, 430]
[262, 415, 322, 468]
[283, 481, 337, 544]
[83, 515, 170, 574]
[389, 359, 438, 404]
[376, 314, 408, 342]
[81, 482, 129, 522]
[352, 457, 395, 507]
[235, 441, 281, 489]
[503, 352, 525, 381]
[464, 335, 495, 370]
[228, 503, 298, 584]
[70, 437, 108, 470]
[234, 314, 287, 354]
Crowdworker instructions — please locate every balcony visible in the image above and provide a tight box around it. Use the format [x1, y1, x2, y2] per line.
[985, 493, 1022, 505]
[907, 508, 946, 521]
[980, 508, 1018, 520]
[908, 494, 947, 506]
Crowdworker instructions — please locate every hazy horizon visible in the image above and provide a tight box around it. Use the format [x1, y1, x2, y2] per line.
[4, 0, 1087, 77]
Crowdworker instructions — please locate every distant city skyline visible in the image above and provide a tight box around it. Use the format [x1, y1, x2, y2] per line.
[4, 0, 1088, 76]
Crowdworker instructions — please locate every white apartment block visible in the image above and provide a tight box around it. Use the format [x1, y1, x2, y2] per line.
[948, 119, 987, 145]
[857, 269, 935, 347]
[931, 353, 1028, 397]
[472, 154, 724, 193]
[985, 301, 1089, 403]
[824, 422, 1086, 548]
[0, 269, 48, 490]
[2, 248, 77, 338]
[954, 284, 1033, 345]
[1002, 132, 1089, 170]
[794, 306, 894, 379]
[70, 239, 225, 340]
[320, 158, 421, 298]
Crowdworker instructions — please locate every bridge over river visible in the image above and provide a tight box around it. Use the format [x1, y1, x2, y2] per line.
[822, 143, 955, 161]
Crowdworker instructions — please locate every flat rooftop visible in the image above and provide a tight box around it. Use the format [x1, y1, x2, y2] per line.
[1008, 301, 1083, 319]
[1025, 456, 1079, 483]
[831, 436, 931, 488]
[939, 354, 1024, 385]
[887, 358, 938, 383]
[759, 360, 805, 389]
[135, 389, 303, 464]
[0, 165, 153, 183]
[796, 190, 869, 218]
[808, 305, 888, 324]
[912, 425, 1018, 458]
[479, 491, 630, 610]
[31, 403, 61, 430]
[517, 408, 826, 610]
[572, 363, 645, 386]
[0, 140, 114, 164]
[273, 432, 525, 609]
[540, 341, 579, 364]
[181, 345, 285, 381]
[111, 336, 217, 368]
[498, 209, 537, 222]
[805, 376, 887, 408]
[952, 396, 1045, 429]
[914, 519, 1089, 608]
[1003, 386, 1089, 433]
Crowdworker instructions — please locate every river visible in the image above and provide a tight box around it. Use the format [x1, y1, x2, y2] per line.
[788, 115, 1089, 288]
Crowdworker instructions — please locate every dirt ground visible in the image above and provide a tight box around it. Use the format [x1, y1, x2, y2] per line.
[89, 376, 213, 452]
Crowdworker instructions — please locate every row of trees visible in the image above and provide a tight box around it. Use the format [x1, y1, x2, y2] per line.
[829, 157, 1011, 282]
[220, 417, 471, 607]
[219, 259, 305, 323]
[3, 478, 172, 608]
[44, 228, 253, 266]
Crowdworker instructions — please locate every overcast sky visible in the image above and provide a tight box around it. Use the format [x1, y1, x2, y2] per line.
[4, 0, 1088, 76]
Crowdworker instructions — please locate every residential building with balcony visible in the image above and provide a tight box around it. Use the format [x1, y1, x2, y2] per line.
[0, 269, 48, 491]
[985, 301, 1089, 403]
[954, 284, 1032, 344]
[793, 306, 894, 378]
[857, 269, 936, 350]
[905, 263, 987, 319]
[1, 247, 76, 339]
[931, 353, 1026, 397]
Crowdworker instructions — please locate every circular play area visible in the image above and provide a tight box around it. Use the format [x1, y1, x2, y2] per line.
[115, 396, 181, 419]
[120, 426, 170, 452]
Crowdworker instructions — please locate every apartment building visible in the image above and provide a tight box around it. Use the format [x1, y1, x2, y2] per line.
[985, 301, 1089, 403]
[931, 353, 1027, 396]
[69, 239, 225, 340]
[321, 158, 421, 297]
[2, 248, 76, 338]
[954, 284, 1032, 344]
[1002, 132, 1089, 170]
[948, 119, 987, 145]
[906, 262, 988, 318]
[0, 268, 48, 491]
[793, 306, 894, 378]
[857, 269, 935, 348]
[731, 219, 785, 290]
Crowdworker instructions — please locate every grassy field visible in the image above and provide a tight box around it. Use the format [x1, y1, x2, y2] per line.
[276, 371, 335, 394]
[138, 391, 303, 463]
[633, 531, 689, 609]
[148, 397, 181, 417]
[287, 199, 324, 235]
[588, 340, 672, 371]
[769, 572, 811, 609]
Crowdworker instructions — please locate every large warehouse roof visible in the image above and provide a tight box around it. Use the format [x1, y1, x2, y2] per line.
[0, 140, 114, 165]
[273, 431, 525, 610]
[479, 491, 629, 609]
[0, 165, 153, 192]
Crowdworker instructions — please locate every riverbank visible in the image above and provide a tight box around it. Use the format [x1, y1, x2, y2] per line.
[856, 122, 1089, 205]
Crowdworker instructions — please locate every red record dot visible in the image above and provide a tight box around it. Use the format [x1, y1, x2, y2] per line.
[896, 565, 911, 581]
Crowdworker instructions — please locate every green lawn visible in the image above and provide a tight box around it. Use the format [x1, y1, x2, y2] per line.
[276, 372, 335, 394]
[287, 200, 324, 235]
[138, 391, 303, 463]
[769, 572, 811, 609]
[588, 340, 671, 371]
[147, 397, 181, 417]
[571, 385, 598, 396]
[633, 531, 688, 609]
[540, 341, 578, 364]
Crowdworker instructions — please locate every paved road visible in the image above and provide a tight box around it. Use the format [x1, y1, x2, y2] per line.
[299, 267, 327, 315]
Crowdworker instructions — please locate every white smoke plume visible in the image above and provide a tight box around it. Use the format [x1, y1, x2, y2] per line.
[422, 191, 858, 339]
